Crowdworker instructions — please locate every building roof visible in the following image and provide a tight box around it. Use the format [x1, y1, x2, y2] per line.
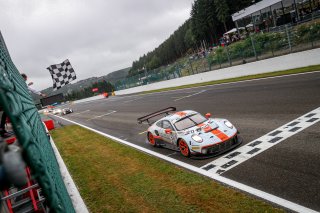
[232, 0, 282, 21]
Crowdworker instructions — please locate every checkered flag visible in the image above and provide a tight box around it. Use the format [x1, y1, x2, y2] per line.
[47, 59, 77, 91]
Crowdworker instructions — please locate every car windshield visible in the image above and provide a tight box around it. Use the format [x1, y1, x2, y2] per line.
[174, 113, 207, 131]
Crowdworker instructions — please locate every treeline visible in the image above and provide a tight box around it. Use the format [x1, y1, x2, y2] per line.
[128, 0, 253, 76]
[64, 80, 114, 101]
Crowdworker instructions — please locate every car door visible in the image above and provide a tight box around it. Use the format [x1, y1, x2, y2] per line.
[160, 120, 176, 144]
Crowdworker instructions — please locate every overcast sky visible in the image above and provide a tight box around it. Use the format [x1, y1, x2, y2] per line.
[0, 0, 193, 90]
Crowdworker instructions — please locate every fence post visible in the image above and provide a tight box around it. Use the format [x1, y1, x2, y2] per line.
[164, 69, 169, 80]
[310, 29, 314, 48]
[217, 54, 221, 68]
[250, 35, 258, 60]
[226, 46, 232, 66]
[207, 57, 211, 71]
[270, 39, 275, 57]
[179, 65, 182, 77]
[188, 58, 194, 75]
[285, 25, 292, 52]
[176, 65, 181, 77]
[123, 78, 127, 89]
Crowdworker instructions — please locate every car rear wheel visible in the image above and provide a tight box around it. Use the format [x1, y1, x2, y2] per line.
[179, 139, 190, 157]
[148, 132, 157, 147]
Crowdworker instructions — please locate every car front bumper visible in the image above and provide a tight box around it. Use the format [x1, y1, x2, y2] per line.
[190, 135, 243, 159]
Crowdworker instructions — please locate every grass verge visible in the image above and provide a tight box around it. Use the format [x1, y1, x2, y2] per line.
[51, 125, 285, 213]
[142, 65, 320, 94]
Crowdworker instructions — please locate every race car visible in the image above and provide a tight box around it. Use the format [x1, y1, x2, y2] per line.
[138, 107, 242, 158]
[52, 107, 73, 115]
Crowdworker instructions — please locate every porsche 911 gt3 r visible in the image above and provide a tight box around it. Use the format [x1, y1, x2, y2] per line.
[138, 107, 242, 158]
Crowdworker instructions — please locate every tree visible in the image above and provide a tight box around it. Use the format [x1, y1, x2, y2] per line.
[184, 28, 196, 49]
[215, 0, 229, 32]
[147, 55, 161, 70]
[128, 0, 256, 77]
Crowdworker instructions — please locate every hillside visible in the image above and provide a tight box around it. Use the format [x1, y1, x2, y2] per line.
[41, 67, 130, 95]
[98, 67, 130, 84]
[31, 67, 130, 104]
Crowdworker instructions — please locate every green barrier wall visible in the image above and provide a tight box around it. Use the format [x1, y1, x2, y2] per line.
[0, 31, 75, 212]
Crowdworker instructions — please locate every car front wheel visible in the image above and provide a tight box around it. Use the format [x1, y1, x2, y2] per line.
[179, 139, 190, 157]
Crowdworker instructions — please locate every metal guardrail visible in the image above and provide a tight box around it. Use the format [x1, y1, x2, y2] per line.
[1, 184, 39, 201]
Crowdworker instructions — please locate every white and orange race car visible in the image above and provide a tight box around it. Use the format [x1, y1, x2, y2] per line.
[138, 107, 242, 158]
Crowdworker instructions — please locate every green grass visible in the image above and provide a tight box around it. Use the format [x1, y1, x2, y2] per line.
[51, 125, 285, 213]
[141, 64, 320, 94]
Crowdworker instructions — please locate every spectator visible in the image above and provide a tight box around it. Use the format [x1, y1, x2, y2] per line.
[21, 73, 46, 97]
[245, 27, 249, 38]
[0, 108, 9, 138]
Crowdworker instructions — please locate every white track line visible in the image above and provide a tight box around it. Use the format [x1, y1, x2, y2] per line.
[167, 152, 177, 157]
[138, 130, 148, 135]
[174, 90, 206, 101]
[52, 114, 319, 213]
[86, 110, 117, 121]
[123, 97, 143, 103]
[70, 109, 90, 116]
[201, 107, 320, 175]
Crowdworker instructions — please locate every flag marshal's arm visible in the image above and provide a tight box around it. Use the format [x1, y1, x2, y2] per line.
[28, 86, 45, 96]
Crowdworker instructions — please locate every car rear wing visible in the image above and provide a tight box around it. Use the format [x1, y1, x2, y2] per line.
[137, 107, 176, 125]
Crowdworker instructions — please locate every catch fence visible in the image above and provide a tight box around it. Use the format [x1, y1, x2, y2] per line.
[0, 31, 75, 212]
[115, 19, 320, 91]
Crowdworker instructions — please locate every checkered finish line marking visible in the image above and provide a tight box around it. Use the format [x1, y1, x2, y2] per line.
[201, 107, 320, 175]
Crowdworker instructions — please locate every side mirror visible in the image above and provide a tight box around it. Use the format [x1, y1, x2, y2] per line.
[205, 113, 211, 119]
[165, 129, 172, 134]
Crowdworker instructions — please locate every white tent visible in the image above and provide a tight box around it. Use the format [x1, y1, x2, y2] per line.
[224, 28, 237, 35]
[224, 27, 245, 35]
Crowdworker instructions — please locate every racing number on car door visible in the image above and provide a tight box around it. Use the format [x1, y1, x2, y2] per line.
[161, 120, 176, 144]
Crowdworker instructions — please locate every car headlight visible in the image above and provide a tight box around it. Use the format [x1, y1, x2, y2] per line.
[191, 134, 203, 143]
[224, 121, 233, 129]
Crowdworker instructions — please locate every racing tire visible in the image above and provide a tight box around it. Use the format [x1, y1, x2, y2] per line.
[147, 132, 157, 147]
[178, 139, 190, 157]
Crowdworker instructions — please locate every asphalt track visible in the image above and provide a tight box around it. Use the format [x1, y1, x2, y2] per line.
[52, 71, 320, 211]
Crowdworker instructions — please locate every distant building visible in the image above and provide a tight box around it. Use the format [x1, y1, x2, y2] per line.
[232, 0, 320, 32]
